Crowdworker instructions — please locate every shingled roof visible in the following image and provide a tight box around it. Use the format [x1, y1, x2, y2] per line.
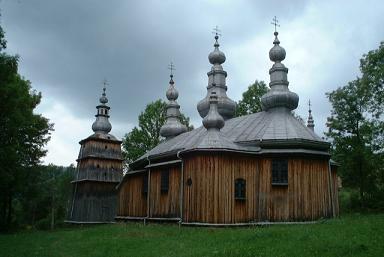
[129, 109, 329, 168]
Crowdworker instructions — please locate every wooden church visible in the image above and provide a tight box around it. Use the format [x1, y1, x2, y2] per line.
[116, 29, 339, 225]
[67, 84, 123, 223]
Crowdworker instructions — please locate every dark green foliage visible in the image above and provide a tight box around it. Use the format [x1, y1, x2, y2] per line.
[8, 164, 74, 231]
[122, 99, 192, 164]
[0, 24, 53, 231]
[0, 214, 383, 257]
[326, 42, 384, 210]
[236, 80, 268, 117]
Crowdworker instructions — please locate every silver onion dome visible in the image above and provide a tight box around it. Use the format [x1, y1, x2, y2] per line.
[197, 33, 236, 120]
[261, 31, 299, 111]
[208, 35, 226, 65]
[92, 85, 112, 134]
[203, 92, 225, 130]
[160, 74, 187, 139]
[269, 32, 286, 62]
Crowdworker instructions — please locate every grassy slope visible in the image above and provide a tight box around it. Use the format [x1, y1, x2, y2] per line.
[0, 214, 383, 257]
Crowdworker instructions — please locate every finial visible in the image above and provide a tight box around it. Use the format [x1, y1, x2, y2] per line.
[212, 25, 221, 40]
[168, 62, 175, 84]
[307, 99, 315, 131]
[308, 99, 312, 112]
[271, 16, 280, 33]
[99, 79, 109, 104]
[102, 79, 108, 94]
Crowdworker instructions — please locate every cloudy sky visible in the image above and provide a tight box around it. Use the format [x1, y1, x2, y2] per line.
[2, 0, 383, 166]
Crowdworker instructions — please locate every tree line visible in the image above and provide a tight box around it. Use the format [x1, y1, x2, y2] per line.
[1, 20, 383, 231]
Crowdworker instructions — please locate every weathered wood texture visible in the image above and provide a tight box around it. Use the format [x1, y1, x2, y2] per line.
[79, 140, 122, 160]
[183, 153, 333, 223]
[331, 166, 340, 216]
[69, 182, 117, 222]
[68, 137, 123, 223]
[77, 158, 123, 182]
[149, 167, 181, 218]
[117, 173, 147, 217]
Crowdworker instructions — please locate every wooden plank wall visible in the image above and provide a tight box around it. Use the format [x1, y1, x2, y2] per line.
[70, 182, 117, 222]
[258, 159, 332, 221]
[183, 153, 259, 224]
[331, 167, 340, 216]
[183, 154, 333, 223]
[149, 166, 181, 218]
[78, 159, 123, 182]
[116, 174, 147, 217]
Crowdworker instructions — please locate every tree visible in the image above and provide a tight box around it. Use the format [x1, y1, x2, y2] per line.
[122, 100, 192, 164]
[236, 80, 268, 117]
[0, 25, 53, 231]
[326, 42, 384, 210]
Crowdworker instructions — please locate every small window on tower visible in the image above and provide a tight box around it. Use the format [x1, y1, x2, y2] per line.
[105, 110, 108, 115]
[272, 159, 288, 185]
[105, 145, 108, 149]
[234, 178, 246, 200]
[161, 170, 169, 193]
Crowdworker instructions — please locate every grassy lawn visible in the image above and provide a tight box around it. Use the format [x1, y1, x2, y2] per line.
[0, 213, 383, 257]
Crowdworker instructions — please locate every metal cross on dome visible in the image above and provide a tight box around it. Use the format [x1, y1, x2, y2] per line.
[102, 79, 109, 93]
[168, 62, 175, 76]
[271, 16, 280, 32]
[308, 99, 312, 111]
[212, 25, 222, 37]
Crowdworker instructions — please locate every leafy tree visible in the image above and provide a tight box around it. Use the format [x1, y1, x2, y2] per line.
[326, 42, 384, 210]
[16, 164, 74, 230]
[236, 80, 268, 117]
[122, 100, 192, 164]
[0, 24, 53, 231]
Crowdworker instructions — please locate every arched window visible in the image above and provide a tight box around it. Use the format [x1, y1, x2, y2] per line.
[234, 178, 246, 200]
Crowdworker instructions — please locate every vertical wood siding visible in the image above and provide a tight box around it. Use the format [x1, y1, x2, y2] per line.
[116, 174, 147, 217]
[183, 154, 333, 223]
[331, 167, 340, 216]
[149, 167, 181, 218]
[70, 182, 117, 222]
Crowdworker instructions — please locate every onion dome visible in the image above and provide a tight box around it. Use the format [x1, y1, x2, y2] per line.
[307, 100, 315, 131]
[92, 84, 112, 134]
[160, 73, 187, 139]
[208, 35, 226, 65]
[203, 92, 225, 130]
[197, 31, 236, 120]
[261, 31, 299, 111]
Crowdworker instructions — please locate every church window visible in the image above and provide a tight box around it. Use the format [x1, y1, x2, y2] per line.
[142, 173, 148, 195]
[272, 159, 288, 185]
[161, 170, 169, 193]
[234, 178, 246, 200]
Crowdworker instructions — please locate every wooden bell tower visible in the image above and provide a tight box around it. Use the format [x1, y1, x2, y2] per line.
[68, 82, 123, 223]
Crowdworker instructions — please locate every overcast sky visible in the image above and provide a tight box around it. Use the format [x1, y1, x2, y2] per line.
[2, 0, 383, 166]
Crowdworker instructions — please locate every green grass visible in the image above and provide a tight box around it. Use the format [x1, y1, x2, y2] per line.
[1, 213, 383, 257]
